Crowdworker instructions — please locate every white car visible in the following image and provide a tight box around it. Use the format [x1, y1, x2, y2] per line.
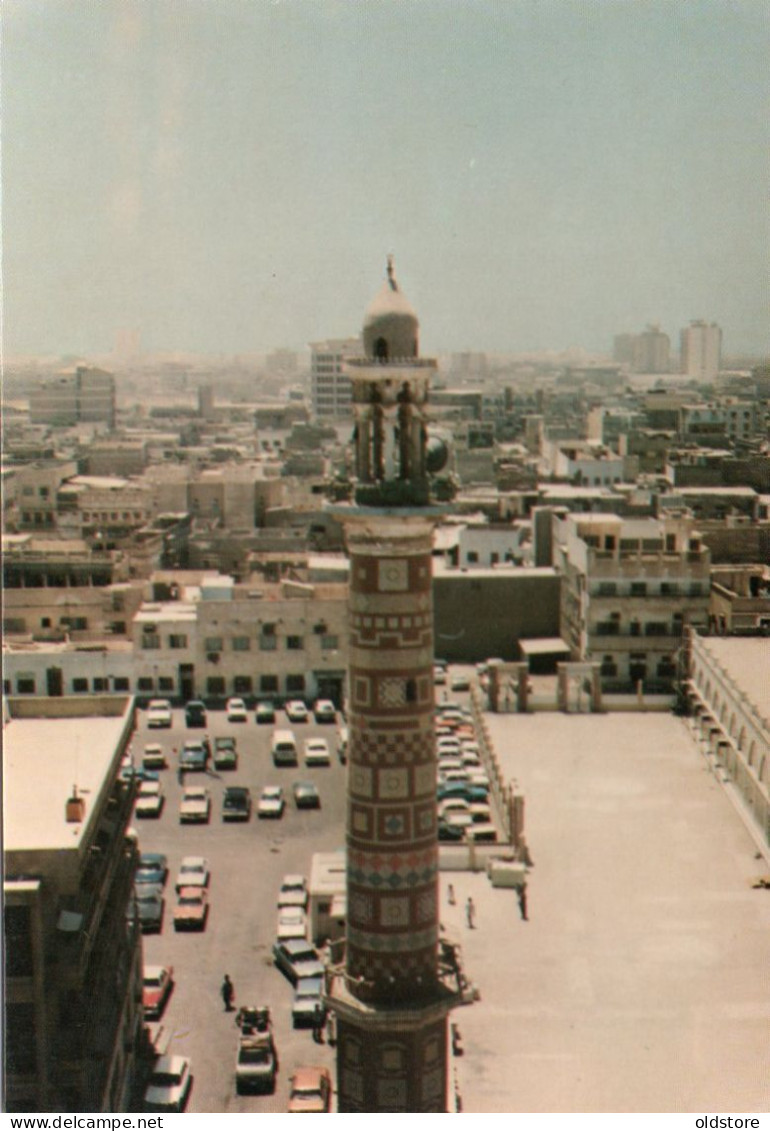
[178, 786, 211, 824]
[135, 780, 164, 818]
[278, 874, 308, 909]
[175, 855, 210, 893]
[304, 738, 331, 766]
[313, 699, 336, 724]
[226, 697, 248, 723]
[142, 743, 166, 770]
[144, 1054, 192, 1112]
[147, 699, 172, 728]
[285, 699, 309, 723]
[276, 905, 307, 941]
[257, 785, 285, 819]
[450, 673, 471, 692]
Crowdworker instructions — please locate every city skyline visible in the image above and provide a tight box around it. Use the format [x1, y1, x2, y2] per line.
[3, 1, 769, 359]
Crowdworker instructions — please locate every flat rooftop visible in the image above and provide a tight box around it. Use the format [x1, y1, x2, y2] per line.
[698, 637, 770, 723]
[450, 711, 770, 1113]
[3, 713, 129, 852]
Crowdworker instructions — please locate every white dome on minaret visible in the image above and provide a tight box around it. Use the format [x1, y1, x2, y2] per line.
[362, 256, 419, 360]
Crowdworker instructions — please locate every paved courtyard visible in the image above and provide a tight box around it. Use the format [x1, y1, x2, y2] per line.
[446, 712, 770, 1114]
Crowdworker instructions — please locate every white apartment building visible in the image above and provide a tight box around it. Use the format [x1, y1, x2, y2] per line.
[310, 337, 361, 419]
[554, 512, 711, 690]
[680, 321, 722, 381]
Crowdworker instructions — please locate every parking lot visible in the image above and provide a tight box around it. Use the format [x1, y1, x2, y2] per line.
[131, 704, 346, 1113]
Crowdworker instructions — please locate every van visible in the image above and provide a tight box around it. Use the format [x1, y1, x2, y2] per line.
[271, 729, 298, 767]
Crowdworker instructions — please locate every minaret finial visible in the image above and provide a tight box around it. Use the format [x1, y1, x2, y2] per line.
[387, 254, 397, 291]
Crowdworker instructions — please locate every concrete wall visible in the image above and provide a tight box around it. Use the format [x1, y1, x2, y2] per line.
[433, 571, 561, 662]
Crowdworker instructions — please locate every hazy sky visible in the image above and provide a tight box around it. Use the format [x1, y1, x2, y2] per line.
[3, 0, 769, 359]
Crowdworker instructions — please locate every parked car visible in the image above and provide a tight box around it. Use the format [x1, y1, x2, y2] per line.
[135, 780, 164, 819]
[173, 887, 209, 931]
[433, 665, 447, 685]
[450, 673, 471, 692]
[438, 818, 466, 842]
[234, 1007, 277, 1095]
[213, 736, 238, 770]
[136, 853, 168, 888]
[271, 729, 298, 766]
[257, 785, 285, 819]
[235, 1033, 277, 1095]
[142, 743, 166, 770]
[226, 697, 249, 723]
[144, 1055, 192, 1111]
[278, 874, 308, 909]
[304, 738, 331, 766]
[147, 699, 172, 728]
[255, 701, 276, 724]
[272, 938, 324, 985]
[222, 786, 252, 821]
[287, 1066, 332, 1113]
[179, 739, 210, 772]
[285, 699, 309, 723]
[292, 975, 324, 1028]
[293, 781, 320, 809]
[312, 698, 336, 724]
[142, 964, 174, 1019]
[174, 856, 210, 892]
[178, 785, 211, 824]
[184, 699, 207, 728]
[133, 884, 164, 933]
[276, 905, 307, 941]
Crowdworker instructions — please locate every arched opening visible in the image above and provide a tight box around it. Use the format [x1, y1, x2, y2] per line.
[374, 336, 388, 361]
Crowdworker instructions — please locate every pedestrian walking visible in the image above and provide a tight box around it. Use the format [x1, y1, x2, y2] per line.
[221, 974, 234, 1012]
[447, 883, 456, 906]
[465, 896, 475, 929]
[517, 883, 528, 921]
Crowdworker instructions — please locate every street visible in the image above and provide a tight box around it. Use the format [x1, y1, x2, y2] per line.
[132, 706, 346, 1113]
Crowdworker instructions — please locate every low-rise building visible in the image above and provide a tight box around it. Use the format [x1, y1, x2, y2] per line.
[3, 696, 143, 1111]
[554, 512, 710, 690]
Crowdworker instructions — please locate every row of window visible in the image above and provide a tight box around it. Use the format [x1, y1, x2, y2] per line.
[5, 673, 308, 696]
[140, 633, 339, 652]
[83, 511, 145, 522]
[593, 582, 705, 597]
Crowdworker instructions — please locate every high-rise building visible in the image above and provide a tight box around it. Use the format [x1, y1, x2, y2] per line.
[29, 366, 116, 429]
[309, 338, 361, 419]
[326, 260, 459, 1112]
[680, 321, 722, 381]
[613, 326, 670, 373]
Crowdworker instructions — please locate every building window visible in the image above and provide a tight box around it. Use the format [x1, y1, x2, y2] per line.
[93, 677, 108, 691]
[142, 634, 161, 650]
[630, 582, 647, 597]
[689, 583, 704, 596]
[5, 906, 34, 977]
[321, 634, 339, 651]
[137, 677, 154, 691]
[72, 678, 89, 693]
[233, 675, 252, 694]
[260, 675, 279, 693]
[159, 676, 174, 692]
[207, 676, 226, 696]
[286, 674, 305, 693]
[660, 583, 679, 596]
[5, 1002, 37, 1074]
[286, 635, 303, 650]
[41, 617, 51, 628]
[598, 582, 617, 596]
[16, 676, 35, 694]
[232, 636, 251, 651]
[466, 552, 479, 564]
[259, 635, 277, 651]
[114, 677, 130, 691]
[168, 634, 187, 649]
[204, 637, 223, 652]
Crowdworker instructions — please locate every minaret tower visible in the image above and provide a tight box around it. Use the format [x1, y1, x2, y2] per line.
[327, 259, 457, 1112]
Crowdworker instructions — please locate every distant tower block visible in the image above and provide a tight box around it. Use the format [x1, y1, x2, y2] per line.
[198, 384, 215, 420]
[327, 259, 458, 1113]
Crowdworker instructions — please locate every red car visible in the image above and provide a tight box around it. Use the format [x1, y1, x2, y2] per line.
[287, 1066, 332, 1113]
[173, 887, 209, 931]
[143, 965, 174, 1019]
